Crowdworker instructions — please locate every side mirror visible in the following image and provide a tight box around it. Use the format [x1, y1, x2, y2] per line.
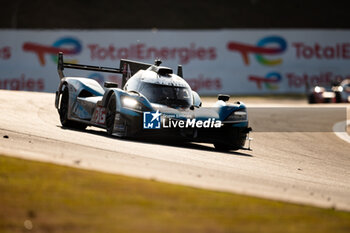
[104, 82, 119, 88]
[218, 94, 230, 102]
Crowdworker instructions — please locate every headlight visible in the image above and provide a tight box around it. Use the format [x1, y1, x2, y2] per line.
[225, 110, 247, 121]
[122, 97, 138, 108]
[314, 86, 322, 93]
[121, 96, 150, 111]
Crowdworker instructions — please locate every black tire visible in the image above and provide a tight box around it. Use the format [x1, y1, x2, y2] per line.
[214, 142, 241, 151]
[106, 93, 116, 135]
[214, 143, 232, 151]
[335, 92, 342, 103]
[308, 94, 316, 104]
[59, 86, 86, 130]
[213, 126, 248, 151]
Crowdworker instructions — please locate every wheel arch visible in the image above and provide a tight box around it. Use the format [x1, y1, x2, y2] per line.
[102, 89, 123, 109]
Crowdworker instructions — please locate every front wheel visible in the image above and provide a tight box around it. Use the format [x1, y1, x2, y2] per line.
[106, 93, 116, 135]
[335, 92, 342, 103]
[59, 86, 86, 130]
[214, 143, 238, 151]
[308, 94, 316, 104]
[213, 127, 249, 151]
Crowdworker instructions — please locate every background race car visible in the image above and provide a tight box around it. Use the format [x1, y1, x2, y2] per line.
[307, 79, 350, 104]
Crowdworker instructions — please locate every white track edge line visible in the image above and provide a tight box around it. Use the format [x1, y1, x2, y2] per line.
[333, 120, 350, 143]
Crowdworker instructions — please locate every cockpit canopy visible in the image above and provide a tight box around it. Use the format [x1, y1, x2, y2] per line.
[124, 68, 193, 108]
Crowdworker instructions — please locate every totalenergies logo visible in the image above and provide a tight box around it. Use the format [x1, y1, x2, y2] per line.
[23, 37, 82, 66]
[227, 36, 287, 66]
[248, 72, 282, 90]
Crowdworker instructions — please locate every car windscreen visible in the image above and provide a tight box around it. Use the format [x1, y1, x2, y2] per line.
[139, 82, 192, 108]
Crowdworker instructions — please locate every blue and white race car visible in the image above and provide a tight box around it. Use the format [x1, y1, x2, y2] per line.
[55, 52, 252, 151]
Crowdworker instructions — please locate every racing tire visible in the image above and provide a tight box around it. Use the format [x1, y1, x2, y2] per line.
[335, 92, 342, 103]
[308, 94, 316, 104]
[106, 93, 116, 135]
[214, 143, 240, 152]
[59, 86, 86, 130]
[213, 127, 248, 152]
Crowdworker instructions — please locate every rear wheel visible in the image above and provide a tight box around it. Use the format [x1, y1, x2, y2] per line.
[106, 93, 116, 135]
[59, 86, 86, 130]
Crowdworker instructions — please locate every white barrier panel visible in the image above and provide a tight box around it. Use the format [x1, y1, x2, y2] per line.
[1, 29, 350, 95]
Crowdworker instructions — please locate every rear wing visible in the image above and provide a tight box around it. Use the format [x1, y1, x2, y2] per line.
[57, 52, 153, 88]
[57, 52, 184, 87]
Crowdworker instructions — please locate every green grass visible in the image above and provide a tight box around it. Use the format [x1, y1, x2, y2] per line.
[0, 155, 349, 233]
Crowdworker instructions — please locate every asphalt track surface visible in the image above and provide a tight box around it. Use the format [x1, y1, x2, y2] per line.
[0, 90, 349, 210]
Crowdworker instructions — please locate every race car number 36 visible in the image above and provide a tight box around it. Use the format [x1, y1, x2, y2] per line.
[92, 106, 106, 124]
